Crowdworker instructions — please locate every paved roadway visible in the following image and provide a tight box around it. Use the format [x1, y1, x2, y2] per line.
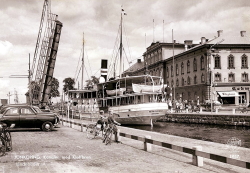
[0, 121, 249, 173]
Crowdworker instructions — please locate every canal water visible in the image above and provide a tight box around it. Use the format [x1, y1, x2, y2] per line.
[126, 122, 250, 148]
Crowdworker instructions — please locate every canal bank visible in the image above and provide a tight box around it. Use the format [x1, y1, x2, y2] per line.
[157, 111, 250, 127]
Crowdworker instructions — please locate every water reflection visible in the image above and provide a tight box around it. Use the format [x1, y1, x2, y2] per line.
[125, 122, 250, 148]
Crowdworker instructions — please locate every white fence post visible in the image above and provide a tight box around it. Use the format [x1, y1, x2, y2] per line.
[81, 123, 84, 132]
[192, 146, 203, 167]
[144, 135, 152, 152]
[117, 129, 121, 142]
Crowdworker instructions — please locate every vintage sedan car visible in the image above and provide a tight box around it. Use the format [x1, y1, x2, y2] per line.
[0, 104, 59, 131]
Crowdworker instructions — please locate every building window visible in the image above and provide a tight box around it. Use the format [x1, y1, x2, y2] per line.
[201, 73, 205, 83]
[193, 58, 197, 71]
[182, 77, 184, 86]
[214, 73, 221, 82]
[166, 80, 169, 87]
[187, 76, 190, 85]
[241, 54, 248, 69]
[194, 75, 197, 84]
[228, 54, 235, 69]
[214, 55, 221, 69]
[171, 79, 174, 87]
[181, 62, 184, 74]
[176, 78, 179, 87]
[202, 90, 205, 102]
[194, 92, 197, 99]
[242, 72, 249, 82]
[166, 67, 169, 78]
[171, 65, 173, 77]
[176, 64, 179, 76]
[228, 72, 235, 82]
[187, 60, 190, 73]
[200, 56, 205, 70]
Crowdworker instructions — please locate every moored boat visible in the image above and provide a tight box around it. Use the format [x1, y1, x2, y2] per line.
[97, 75, 168, 125]
[106, 88, 126, 96]
[67, 8, 169, 125]
[132, 83, 164, 93]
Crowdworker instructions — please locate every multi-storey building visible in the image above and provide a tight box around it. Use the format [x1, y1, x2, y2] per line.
[123, 30, 250, 106]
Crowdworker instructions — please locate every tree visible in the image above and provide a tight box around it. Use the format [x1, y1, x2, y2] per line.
[63, 77, 76, 95]
[50, 77, 60, 98]
[85, 76, 99, 89]
[26, 77, 60, 104]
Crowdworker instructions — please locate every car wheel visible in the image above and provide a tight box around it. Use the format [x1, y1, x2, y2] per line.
[42, 122, 53, 132]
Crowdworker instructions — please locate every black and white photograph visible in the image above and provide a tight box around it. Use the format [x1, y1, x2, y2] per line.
[0, 0, 250, 172]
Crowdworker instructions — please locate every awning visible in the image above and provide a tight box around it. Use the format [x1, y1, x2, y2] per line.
[217, 91, 240, 97]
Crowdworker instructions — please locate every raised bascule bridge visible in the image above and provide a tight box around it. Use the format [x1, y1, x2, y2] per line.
[29, 0, 63, 108]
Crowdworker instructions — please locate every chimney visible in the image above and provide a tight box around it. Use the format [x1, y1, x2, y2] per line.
[240, 31, 246, 37]
[201, 37, 206, 44]
[100, 59, 108, 82]
[184, 40, 193, 50]
[217, 30, 223, 37]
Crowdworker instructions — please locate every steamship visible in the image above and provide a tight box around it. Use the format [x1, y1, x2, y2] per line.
[68, 8, 169, 125]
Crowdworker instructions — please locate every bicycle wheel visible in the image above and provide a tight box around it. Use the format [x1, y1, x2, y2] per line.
[102, 126, 108, 140]
[105, 130, 113, 145]
[86, 125, 96, 139]
[0, 137, 6, 157]
[5, 132, 12, 151]
[102, 128, 110, 143]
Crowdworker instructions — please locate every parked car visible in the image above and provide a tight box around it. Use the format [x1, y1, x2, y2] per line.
[0, 104, 60, 131]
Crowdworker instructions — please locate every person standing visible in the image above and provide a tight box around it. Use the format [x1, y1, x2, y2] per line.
[168, 99, 172, 112]
[105, 110, 121, 143]
[97, 110, 107, 131]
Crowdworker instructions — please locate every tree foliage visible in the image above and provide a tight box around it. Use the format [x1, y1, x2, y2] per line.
[85, 76, 99, 89]
[50, 77, 60, 97]
[26, 77, 60, 98]
[63, 77, 76, 95]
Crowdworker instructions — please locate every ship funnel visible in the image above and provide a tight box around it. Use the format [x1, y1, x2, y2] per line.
[100, 59, 108, 82]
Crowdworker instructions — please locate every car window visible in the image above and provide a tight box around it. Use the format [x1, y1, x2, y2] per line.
[21, 108, 33, 114]
[0, 107, 7, 114]
[32, 106, 42, 113]
[5, 108, 19, 116]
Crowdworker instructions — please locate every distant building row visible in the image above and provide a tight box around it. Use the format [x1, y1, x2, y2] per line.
[123, 30, 250, 106]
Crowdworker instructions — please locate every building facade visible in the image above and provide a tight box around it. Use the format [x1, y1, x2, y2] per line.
[123, 30, 250, 106]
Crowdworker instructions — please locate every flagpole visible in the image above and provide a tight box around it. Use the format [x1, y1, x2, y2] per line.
[172, 29, 175, 102]
[163, 20, 164, 42]
[153, 19, 155, 43]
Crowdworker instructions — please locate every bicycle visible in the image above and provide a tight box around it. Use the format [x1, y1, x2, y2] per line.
[102, 124, 118, 145]
[0, 134, 6, 157]
[0, 123, 13, 156]
[86, 122, 106, 139]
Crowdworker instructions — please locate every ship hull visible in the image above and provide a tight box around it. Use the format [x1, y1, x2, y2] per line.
[111, 102, 168, 125]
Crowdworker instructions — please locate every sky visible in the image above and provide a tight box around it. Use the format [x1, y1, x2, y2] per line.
[0, 0, 250, 104]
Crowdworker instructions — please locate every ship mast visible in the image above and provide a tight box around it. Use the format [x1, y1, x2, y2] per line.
[81, 32, 84, 89]
[119, 9, 123, 78]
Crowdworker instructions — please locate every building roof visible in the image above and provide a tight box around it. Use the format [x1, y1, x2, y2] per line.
[123, 60, 144, 73]
[175, 31, 250, 56]
[207, 35, 250, 45]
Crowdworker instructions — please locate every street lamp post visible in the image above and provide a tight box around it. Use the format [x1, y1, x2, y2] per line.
[208, 39, 224, 113]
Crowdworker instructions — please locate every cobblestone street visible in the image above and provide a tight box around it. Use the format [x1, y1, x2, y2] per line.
[0, 125, 205, 173]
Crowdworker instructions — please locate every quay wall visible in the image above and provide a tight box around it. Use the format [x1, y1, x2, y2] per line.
[157, 113, 250, 127]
